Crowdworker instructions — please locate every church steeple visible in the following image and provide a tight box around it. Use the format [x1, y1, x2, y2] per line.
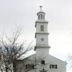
[35, 6, 50, 52]
[40, 6, 43, 11]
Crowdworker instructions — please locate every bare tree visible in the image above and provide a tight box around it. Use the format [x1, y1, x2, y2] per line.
[0, 30, 33, 72]
[0, 47, 5, 72]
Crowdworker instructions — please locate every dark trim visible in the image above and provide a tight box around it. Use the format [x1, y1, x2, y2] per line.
[36, 21, 48, 23]
[35, 32, 49, 38]
[37, 11, 45, 16]
[34, 46, 50, 50]
[35, 21, 48, 27]
[35, 32, 49, 34]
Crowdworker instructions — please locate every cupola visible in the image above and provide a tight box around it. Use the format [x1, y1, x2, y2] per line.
[37, 6, 45, 20]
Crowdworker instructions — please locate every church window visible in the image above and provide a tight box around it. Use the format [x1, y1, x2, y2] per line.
[31, 64, 35, 69]
[25, 64, 35, 69]
[41, 60, 45, 65]
[38, 14, 44, 20]
[41, 25, 44, 31]
[49, 64, 57, 69]
[38, 15, 40, 19]
[25, 64, 29, 69]
[41, 14, 42, 19]
[41, 14, 44, 20]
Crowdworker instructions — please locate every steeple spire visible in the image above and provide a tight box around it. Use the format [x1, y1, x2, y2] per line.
[40, 6, 43, 11]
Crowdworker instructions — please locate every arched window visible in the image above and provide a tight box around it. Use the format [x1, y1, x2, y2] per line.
[38, 14, 44, 20]
[41, 14, 42, 19]
[41, 25, 44, 31]
[38, 15, 40, 19]
[41, 14, 44, 20]
[49, 64, 57, 69]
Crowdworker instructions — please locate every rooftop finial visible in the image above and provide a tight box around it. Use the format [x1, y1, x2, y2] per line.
[40, 6, 43, 11]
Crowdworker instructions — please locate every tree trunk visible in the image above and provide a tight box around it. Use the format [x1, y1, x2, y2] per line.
[5, 67, 8, 72]
[1, 69, 3, 72]
[13, 60, 17, 72]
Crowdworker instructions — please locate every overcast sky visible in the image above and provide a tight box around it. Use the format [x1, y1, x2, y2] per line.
[0, 0, 72, 71]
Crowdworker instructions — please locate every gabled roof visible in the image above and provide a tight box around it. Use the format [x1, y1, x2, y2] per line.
[47, 54, 67, 65]
[17, 50, 36, 60]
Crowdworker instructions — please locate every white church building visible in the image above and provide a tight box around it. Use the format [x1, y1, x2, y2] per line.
[16, 6, 66, 72]
[0, 6, 66, 72]
[33, 6, 66, 72]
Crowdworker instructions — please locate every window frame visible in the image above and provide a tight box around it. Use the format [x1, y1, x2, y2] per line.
[49, 64, 57, 69]
[40, 25, 44, 31]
